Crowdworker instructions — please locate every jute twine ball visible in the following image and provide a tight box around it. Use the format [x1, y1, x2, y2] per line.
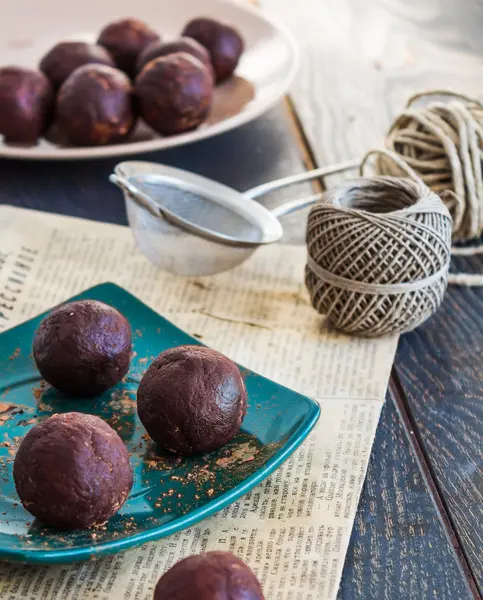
[376, 90, 483, 242]
[305, 176, 452, 337]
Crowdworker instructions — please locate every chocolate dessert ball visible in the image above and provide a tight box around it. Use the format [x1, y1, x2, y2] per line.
[33, 299, 132, 397]
[154, 552, 264, 600]
[0, 67, 53, 144]
[135, 53, 213, 136]
[137, 346, 247, 456]
[97, 18, 160, 77]
[39, 41, 115, 90]
[56, 64, 135, 146]
[182, 18, 244, 83]
[14, 412, 133, 529]
[136, 37, 211, 74]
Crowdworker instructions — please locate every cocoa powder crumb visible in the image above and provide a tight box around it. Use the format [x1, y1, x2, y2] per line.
[9, 348, 20, 361]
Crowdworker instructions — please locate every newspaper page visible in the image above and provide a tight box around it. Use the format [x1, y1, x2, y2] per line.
[0, 206, 398, 600]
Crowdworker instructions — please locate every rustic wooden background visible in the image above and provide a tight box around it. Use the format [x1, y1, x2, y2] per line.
[260, 0, 483, 597]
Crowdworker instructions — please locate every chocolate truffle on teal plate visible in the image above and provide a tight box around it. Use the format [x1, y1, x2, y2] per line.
[137, 345, 247, 456]
[33, 299, 132, 396]
[13, 412, 133, 529]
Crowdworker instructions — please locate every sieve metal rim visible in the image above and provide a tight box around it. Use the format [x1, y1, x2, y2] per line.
[112, 161, 284, 248]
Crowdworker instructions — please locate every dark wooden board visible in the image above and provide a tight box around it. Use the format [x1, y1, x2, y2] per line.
[339, 396, 473, 600]
[395, 281, 483, 595]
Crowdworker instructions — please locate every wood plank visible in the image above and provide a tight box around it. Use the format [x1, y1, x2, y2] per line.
[339, 395, 474, 599]
[395, 283, 483, 594]
[261, 0, 483, 591]
[262, 0, 483, 166]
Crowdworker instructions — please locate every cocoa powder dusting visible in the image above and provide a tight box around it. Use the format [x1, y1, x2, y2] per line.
[215, 441, 259, 468]
[9, 348, 20, 361]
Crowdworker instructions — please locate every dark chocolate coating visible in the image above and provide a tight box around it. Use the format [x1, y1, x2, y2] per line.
[136, 37, 211, 74]
[182, 18, 244, 83]
[56, 64, 135, 146]
[97, 18, 160, 78]
[0, 67, 53, 144]
[39, 41, 115, 90]
[154, 552, 265, 600]
[137, 345, 247, 456]
[33, 299, 132, 397]
[135, 53, 213, 136]
[13, 412, 133, 529]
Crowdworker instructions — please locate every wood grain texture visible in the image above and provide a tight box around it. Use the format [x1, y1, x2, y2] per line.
[395, 286, 483, 594]
[339, 396, 473, 600]
[262, 0, 483, 166]
[259, 0, 483, 593]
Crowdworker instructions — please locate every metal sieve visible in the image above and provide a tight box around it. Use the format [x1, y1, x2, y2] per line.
[110, 159, 358, 276]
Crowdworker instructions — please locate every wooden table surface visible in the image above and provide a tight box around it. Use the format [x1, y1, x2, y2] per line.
[1, 0, 482, 598]
[260, 0, 483, 596]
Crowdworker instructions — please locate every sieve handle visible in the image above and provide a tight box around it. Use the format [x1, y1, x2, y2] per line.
[270, 193, 322, 218]
[245, 159, 360, 200]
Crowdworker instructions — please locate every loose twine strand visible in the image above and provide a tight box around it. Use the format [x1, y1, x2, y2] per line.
[377, 90, 483, 243]
[371, 90, 483, 286]
[362, 147, 483, 285]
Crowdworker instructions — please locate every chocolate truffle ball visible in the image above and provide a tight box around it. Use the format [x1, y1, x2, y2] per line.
[136, 37, 211, 74]
[137, 346, 247, 456]
[56, 64, 135, 146]
[135, 53, 213, 136]
[33, 299, 132, 397]
[13, 412, 133, 529]
[182, 18, 244, 83]
[154, 552, 264, 600]
[0, 67, 53, 144]
[39, 41, 115, 90]
[97, 17, 160, 77]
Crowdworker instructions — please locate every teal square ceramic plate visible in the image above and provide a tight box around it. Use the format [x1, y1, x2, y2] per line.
[0, 283, 320, 564]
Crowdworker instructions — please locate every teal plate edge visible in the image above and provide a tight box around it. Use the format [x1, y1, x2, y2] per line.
[0, 282, 320, 564]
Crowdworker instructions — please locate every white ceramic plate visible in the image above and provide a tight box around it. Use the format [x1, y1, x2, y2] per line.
[0, 0, 298, 160]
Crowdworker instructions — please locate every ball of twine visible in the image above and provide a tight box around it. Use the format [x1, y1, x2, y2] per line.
[305, 172, 452, 337]
[376, 90, 483, 242]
